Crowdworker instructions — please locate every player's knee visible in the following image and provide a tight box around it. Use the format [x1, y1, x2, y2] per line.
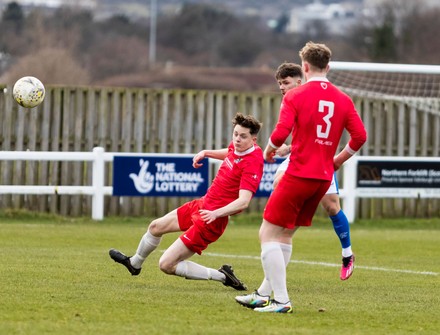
[324, 203, 340, 216]
[158, 256, 175, 275]
[321, 196, 341, 216]
[148, 218, 162, 236]
[327, 207, 339, 216]
[148, 222, 158, 235]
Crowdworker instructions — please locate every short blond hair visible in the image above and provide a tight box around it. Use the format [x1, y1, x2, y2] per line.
[299, 42, 332, 70]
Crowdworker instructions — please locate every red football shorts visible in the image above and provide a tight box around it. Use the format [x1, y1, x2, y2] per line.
[177, 198, 229, 255]
[263, 174, 331, 229]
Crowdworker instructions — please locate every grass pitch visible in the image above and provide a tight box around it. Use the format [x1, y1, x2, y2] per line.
[0, 211, 439, 335]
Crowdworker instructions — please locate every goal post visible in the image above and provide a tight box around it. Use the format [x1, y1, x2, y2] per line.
[330, 61, 440, 74]
[324, 61, 440, 219]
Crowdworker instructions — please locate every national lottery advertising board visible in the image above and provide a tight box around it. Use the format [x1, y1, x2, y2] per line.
[113, 156, 209, 197]
[112, 155, 284, 197]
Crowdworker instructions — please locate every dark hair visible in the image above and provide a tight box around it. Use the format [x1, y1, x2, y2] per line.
[299, 41, 332, 70]
[275, 62, 303, 80]
[232, 113, 262, 136]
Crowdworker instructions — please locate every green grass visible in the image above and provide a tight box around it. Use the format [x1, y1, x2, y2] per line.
[0, 210, 439, 335]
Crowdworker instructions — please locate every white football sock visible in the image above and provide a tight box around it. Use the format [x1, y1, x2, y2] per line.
[260, 242, 290, 304]
[280, 242, 293, 266]
[342, 246, 353, 258]
[175, 260, 223, 281]
[257, 242, 292, 296]
[130, 230, 161, 269]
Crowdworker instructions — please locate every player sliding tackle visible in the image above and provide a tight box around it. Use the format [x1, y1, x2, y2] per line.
[109, 113, 264, 291]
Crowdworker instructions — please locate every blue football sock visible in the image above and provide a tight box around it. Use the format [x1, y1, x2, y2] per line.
[330, 210, 351, 249]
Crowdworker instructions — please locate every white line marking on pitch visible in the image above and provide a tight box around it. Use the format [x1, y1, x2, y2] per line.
[203, 252, 438, 276]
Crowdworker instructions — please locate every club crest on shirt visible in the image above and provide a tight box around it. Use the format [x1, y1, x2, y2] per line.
[234, 158, 242, 164]
[321, 82, 328, 90]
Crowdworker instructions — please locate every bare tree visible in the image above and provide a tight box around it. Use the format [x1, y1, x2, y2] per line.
[1, 48, 90, 85]
[399, 6, 440, 64]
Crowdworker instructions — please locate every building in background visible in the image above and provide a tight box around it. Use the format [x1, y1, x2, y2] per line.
[287, 1, 361, 36]
[0, 0, 96, 9]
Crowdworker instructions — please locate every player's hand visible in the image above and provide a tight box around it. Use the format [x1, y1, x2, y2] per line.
[264, 147, 276, 163]
[199, 209, 217, 224]
[276, 144, 290, 157]
[333, 155, 343, 171]
[192, 150, 206, 168]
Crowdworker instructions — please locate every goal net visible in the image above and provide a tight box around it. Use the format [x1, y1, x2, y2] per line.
[328, 61, 440, 116]
[326, 61, 440, 218]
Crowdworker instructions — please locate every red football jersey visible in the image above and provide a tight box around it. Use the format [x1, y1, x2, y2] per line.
[270, 77, 367, 181]
[203, 142, 264, 211]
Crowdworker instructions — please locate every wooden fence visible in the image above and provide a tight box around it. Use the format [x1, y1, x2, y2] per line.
[0, 85, 439, 219]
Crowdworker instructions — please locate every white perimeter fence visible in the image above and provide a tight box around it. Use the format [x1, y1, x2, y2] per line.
[1, 147, 440, 222]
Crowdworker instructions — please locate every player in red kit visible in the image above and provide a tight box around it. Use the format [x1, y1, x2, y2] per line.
[109, 113, 264, 291]
[237, 42, 367, 313]
[272, 62, 357, 281]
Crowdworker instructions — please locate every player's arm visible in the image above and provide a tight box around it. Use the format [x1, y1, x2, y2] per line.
[266, 93, 296, 162]
[199, 189, 254, 224]
[334, 106, 367, 170]
[192, 148, 228, 168]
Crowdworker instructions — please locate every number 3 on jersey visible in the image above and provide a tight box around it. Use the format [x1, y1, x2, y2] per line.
[317, 100, 334, 139]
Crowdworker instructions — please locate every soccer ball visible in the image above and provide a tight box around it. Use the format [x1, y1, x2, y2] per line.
[13, 76, 45, 108]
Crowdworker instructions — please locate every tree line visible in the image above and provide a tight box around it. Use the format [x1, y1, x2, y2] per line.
[0, 0, 438, 90]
